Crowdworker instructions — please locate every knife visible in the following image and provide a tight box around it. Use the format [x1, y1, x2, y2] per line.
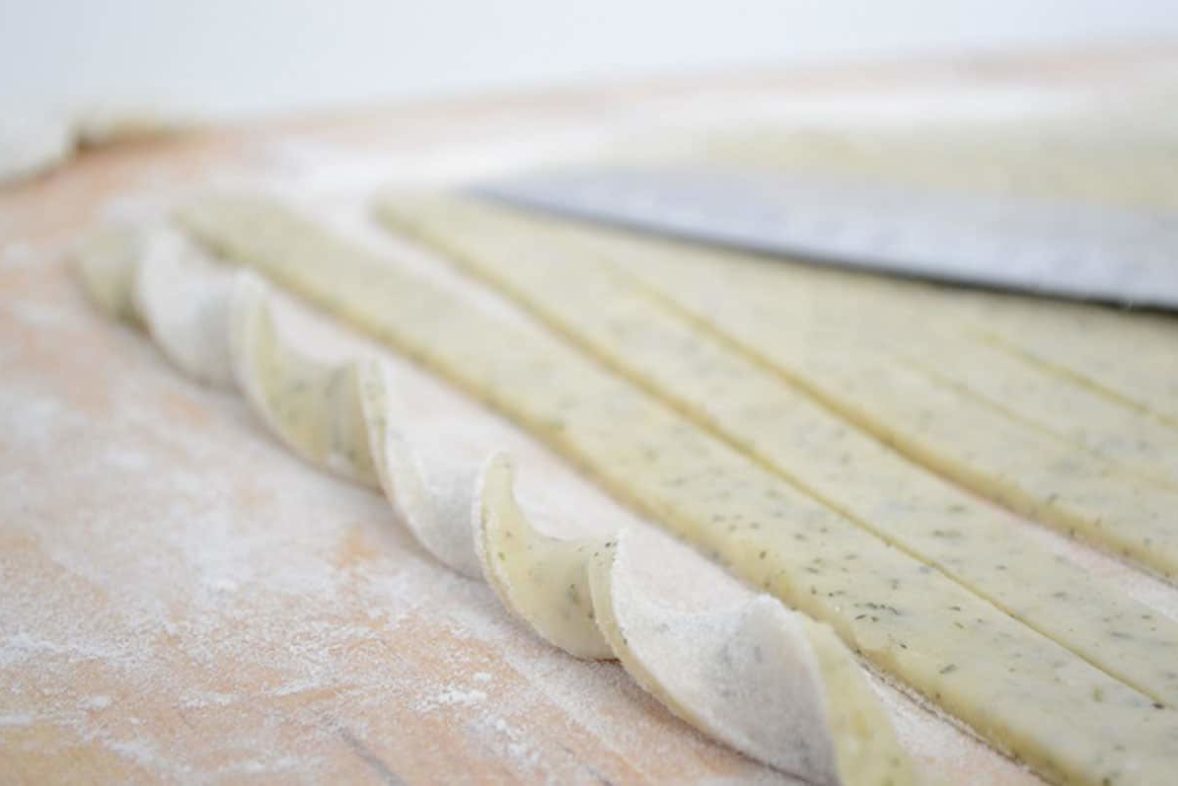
[471, 165, 1178, 311]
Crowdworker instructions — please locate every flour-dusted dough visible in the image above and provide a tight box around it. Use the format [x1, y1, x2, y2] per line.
[476, 453, 614, 658]
[177, 193, 1178, 786]
[701, 111, 1178, 213]
[230, 279, 378, 486]
[76, 223, 241, 387]
[589, 534, 920, 786]
[482, 207, 1178, 582]
[697, 119, 1178, 431]
[891, 336, 1178, 491]
[74, 224, 143, 323]
[73, 223, 479, 574]
[359, 362, 483, 577]
[967, 307, 1178, 432]
[74, 215, 921, 780]
[375, 194, 1178, 707]
[134, 229, 237, 388]
[474, 452, 919, 780]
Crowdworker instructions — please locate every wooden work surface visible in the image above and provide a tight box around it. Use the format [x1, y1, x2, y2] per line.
[2, 44, 1177, 785]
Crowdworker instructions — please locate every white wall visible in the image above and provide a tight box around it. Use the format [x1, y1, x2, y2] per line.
[1, 0, 1175, 119]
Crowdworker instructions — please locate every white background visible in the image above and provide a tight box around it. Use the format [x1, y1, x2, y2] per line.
[1, 1, 1176, 120]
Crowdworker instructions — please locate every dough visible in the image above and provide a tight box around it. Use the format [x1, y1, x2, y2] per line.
[701, 108, 1178, 213]
[360, 362, 483, 577]
[476, 453, 614, 658]
[375, 193, 1178, 707]
[590, 533, 919, 786]
[75, 218, 918, 781]
[695, 117, 1178, 427]
[73, 225, 478, 572]
[476, 455, 921, 782]
[231, 278, 378, 486]
[892, 337, 1178, 490]
[477, 208, 1178, 581]
[74, 224, 143, 323]
[967, 307, 1178, 431]
[134, 229, 237, 388]
[176, 193, 1178, 786]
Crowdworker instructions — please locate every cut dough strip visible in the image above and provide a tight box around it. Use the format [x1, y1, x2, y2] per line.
[890, 337, 1178, 492]
[476, 453, 614, 659]
[359, 362, 484, 577]
[966, 307, 1178, 432]
[700, 112, 1178, 213]
[445, 203, 1178, 582]
[73, 224, 143, 324]
[374, 194, 1178, 707]
[75, 223, 235, 388]
[134, 229, 237, 388]
[626, 250, 1178, 581]
[231, 278, 378, 486]
[590, 533, 919, 786]
[176, 193, 1178, 786]
[74, 225, 478, 575]
[74, 221, 915, 783]
[478, 464, 923, 784]
[699, 120, 1178, 427]
[478, 461, 923, 783]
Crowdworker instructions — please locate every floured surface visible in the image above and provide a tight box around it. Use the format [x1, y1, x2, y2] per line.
[1, 241, 795, 785]
[1, 232, 1042, 785]
[6, 46, 1173, 784]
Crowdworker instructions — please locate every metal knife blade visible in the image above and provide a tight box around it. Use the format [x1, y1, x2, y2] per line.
[471, 166, 1178, 310]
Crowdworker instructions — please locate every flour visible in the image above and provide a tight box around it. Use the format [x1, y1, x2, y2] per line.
[416, 686, 489, 711]
[79, 695, 114, 710]
[2, 241, 36, 268]
[0, 713, 37, 728]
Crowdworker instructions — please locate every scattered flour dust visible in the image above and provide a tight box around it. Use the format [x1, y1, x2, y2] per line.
[415, 686, 489, 712]
[78, 695, 114, 711]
